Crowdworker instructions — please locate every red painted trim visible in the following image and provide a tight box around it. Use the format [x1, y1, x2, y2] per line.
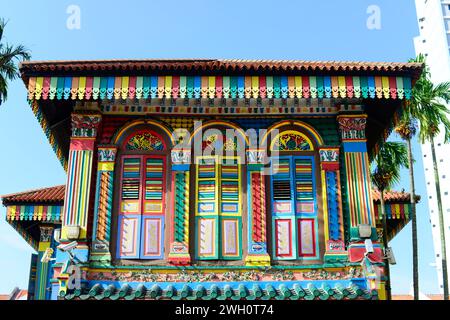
[302, 77, 310, 98]
[42, 76, 51, 99]
[85, 76, 93, 99]
[321, 162, 340, 171]
[389, 76, 397, 99]
[346, 76, 354, 98]
[172, 76, 180, 98]
[298, 218, 316, 257]
[70, 137, 95, 151]
[252, 172, 263, 242]
[275, 219, 292, 257]
[216, 76, 223, 98]
[168, 257, 191, 265]
[128, 76, 136, 99]
[260, 76, 267, 98]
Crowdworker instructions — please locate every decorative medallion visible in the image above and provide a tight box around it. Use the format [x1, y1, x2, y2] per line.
[271, 130, 313, 151]
[126, 131, 165, 151]
[202, 134, 238, 152]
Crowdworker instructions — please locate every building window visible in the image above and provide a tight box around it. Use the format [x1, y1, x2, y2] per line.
[269, 129, 320, 261]
[193, 126, 245, 261]
[116, 128, 169, 260]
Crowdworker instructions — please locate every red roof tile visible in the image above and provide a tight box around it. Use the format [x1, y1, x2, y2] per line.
[20, 59, 423, 78]
[1, 185, 65, 204]
[372, 189, 420, 203]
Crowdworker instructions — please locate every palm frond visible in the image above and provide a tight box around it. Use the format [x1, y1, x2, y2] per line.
[371, 141, 409, 191]
[0, 18, 31, 105]
[0, 18, 6, 43]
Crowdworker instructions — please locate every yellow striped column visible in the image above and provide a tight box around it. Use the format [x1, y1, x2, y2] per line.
[337, 114, 376, 241]
[61, 113, 101, 241]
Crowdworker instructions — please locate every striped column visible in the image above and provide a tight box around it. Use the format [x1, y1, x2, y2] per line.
[90, 145, 117, 263]
[61, 113, 101, 240]
[337, 114, 376, 241]
[245, 149, 270, 266]
[319, 147, 347, 262]
[35, 226, 54, 300]
[168, 148, 191, 265]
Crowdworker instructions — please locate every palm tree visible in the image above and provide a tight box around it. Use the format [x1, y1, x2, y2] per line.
[371, 141, 409, 300]
[413, 76, 450, 300]
[394, 54, 428, 300]
[0, 18, 31, 105]
[395, 118, 420, 300]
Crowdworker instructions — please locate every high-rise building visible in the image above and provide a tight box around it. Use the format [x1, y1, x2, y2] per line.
[414, 0, 450, 293]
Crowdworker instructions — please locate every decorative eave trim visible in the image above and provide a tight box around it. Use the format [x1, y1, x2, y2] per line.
[373, 203, 411, 221]
[5, 204, 63, 222]
[26, 75, 412, 101]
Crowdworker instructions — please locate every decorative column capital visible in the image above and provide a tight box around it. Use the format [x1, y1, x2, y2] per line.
[319, 147, 340, 171]
[98, 145, 117, 162]
[171, 148, 191, 171]
[337, 114, 367, 141]
[97, 145, 117, 171]
[39, 225, 54, 242]
[71, 113, 102, 138]
[246, 149, 267, 168]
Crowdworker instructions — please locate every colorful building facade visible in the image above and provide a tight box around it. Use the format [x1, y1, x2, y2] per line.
[1, 59, 422, 300]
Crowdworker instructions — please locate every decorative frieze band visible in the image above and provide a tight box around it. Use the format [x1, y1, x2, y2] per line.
[27, 75, 413, 101]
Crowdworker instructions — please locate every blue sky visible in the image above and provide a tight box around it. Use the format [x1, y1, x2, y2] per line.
[0, 0, 440, 294]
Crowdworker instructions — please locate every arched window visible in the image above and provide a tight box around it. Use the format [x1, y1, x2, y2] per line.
[114, 122, 172, 260]
[266, 122, 323, 261]
[191, 122, 247, 261]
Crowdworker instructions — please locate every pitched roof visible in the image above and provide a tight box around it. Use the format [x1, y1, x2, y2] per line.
[371, 189, 420, 204]
[19, 58, 423, 78]
[0, 288, 28, 300]
[1, 185, 65, 204]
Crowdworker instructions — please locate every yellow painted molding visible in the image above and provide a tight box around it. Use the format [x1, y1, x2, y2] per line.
[244, 254, 271, 266]
[98, 162, 114, 171]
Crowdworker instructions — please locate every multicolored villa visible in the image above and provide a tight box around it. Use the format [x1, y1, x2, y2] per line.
[1, 59, 421, 300]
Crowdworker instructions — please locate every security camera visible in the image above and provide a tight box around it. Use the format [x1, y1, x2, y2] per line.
[385, 247, 396, 265]
[364, 239, 374, 255]
[57, 241, 78, 252]
[358, 224, 372, 238]
[40, 248, 55, 263]
[53, 229, 61, 244]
